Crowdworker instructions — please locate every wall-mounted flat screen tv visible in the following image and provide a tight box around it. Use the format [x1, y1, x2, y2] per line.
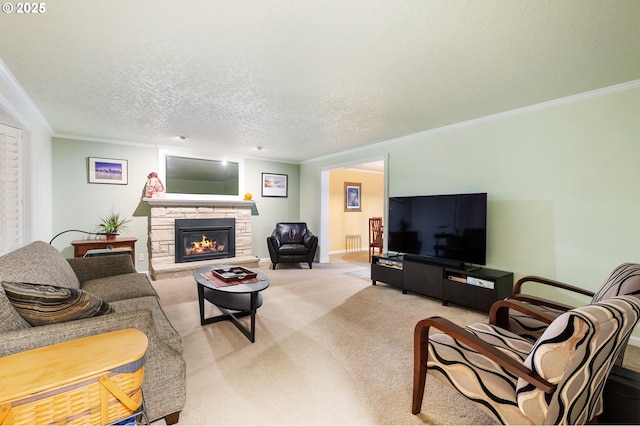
[387, 193, 487, 266]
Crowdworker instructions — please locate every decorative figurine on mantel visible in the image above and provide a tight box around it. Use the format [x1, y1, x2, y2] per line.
[143, 172, 165, 199]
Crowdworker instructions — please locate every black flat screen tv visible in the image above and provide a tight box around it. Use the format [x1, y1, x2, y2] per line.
[387, 193, 487, 266]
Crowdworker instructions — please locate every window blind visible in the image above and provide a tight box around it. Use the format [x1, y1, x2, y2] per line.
[0, 123, 23, 255]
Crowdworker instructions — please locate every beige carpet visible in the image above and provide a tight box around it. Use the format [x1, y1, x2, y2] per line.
[151, 253, 639, 425]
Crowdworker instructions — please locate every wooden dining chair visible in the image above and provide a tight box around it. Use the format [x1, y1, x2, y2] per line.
[368, 217, 383, 262]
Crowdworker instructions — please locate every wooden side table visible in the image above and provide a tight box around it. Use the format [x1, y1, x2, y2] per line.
[71, 237, 137, 261]
[0, 329, 148, 425]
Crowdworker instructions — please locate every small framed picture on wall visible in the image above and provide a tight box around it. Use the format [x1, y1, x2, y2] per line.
[262, 173, 288, 197]
[344, 182, 361, 212]
[88, 157, 128, 185]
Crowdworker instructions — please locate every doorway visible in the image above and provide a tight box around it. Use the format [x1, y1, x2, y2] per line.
[319, 155, 388, 264]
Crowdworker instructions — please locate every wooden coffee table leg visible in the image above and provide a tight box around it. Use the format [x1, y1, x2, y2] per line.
[225, 298, 256, 342]
[251, 292, 257, 341]
[197, 284, 206, 325]
[198, 289, 261, 342]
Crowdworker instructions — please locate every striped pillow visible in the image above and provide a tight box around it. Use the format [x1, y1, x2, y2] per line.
[2, 281, 113, 326]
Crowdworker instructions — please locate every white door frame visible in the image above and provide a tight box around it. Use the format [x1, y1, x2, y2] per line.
[318, 154, 388, 263]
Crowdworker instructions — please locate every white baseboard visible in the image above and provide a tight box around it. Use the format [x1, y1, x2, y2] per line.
[329, 248, 368, 255]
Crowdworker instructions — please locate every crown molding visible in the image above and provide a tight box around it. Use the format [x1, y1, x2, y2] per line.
[54, 133, 157, 149]
[303, 79, 640, 164]
[0, 58, 53, 133]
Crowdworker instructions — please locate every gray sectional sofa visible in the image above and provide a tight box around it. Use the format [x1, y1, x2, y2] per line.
[0, 241, 186, 424]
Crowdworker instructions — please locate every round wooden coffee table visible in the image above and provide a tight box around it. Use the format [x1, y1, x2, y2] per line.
[194, 265, 269, 343]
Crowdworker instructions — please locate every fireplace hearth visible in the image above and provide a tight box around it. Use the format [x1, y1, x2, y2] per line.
[175, 218, 236, 263]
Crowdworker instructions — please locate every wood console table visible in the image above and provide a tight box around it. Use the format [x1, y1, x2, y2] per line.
[71, 237, 137, 261]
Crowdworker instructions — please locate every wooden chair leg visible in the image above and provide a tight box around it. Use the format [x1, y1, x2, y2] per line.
[488, 300, 511, 329]
[164, 411, 181, 425]
[412, 319, 432, 414]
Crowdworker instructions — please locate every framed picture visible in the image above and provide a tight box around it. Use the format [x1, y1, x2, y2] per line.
[88, 157, 128, 185]
[261, 173, 288, 197]
[344, 182, 361, 212]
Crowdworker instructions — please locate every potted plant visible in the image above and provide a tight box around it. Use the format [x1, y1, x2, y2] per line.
[98, 210, 131, 241]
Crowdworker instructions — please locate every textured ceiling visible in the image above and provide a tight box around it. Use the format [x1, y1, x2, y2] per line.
[2, 0, 640, 162]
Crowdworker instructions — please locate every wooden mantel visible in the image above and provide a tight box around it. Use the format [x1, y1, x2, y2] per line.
[143, 198, 255, 208]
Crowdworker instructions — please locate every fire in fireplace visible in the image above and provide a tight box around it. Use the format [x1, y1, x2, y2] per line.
[175, 218, 236, 263]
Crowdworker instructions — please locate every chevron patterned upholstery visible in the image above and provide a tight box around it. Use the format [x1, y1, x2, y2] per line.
[413, 296, 640, 425]
[507, 263, 640, 341]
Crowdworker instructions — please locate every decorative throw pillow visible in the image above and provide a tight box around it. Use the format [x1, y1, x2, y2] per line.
[1, 281, 113, 326]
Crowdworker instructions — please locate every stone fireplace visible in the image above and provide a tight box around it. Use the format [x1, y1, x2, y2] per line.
[146, 199, 258, 280]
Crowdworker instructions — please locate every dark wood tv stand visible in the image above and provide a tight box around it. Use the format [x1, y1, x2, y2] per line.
[371, 253, 513, 312]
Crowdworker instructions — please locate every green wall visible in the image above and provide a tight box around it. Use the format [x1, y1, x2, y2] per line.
[51, 138, 299, 268]
[244, 159, 301, 256]
[301, 85, 640, 306]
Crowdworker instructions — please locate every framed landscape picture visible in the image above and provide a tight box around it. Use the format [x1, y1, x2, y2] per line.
[88, 157, 128, 185]
[344, 182, 361, 212]
[261, 173, 288, 197]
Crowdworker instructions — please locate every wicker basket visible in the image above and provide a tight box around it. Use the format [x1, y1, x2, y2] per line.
[0, 329, 147, 426]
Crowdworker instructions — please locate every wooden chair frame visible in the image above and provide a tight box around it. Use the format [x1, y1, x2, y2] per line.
[489, 275, 595, 329]
[412, 316, 554, 415]
[487, 274, 635, 366]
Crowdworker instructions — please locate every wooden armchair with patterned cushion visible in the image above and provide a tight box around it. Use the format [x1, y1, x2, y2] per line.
[489, 263, 640, 364]
[412, 296, 640, 425]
